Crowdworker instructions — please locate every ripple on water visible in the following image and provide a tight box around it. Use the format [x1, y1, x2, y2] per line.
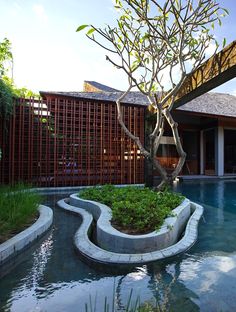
[1, 182, 236, 312]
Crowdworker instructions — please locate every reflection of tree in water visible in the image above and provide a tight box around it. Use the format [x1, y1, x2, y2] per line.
[145, 261, 199, 311]
[110, 260, 200, 311]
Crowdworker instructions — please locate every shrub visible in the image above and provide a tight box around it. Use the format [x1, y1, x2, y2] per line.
[0, 78, 14, 117]
[79, 185, 184, 233]
[0, 183, 41, 243]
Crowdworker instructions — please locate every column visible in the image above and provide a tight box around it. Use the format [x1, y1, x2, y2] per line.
[216, 126, 224, 176]
[200, 130, 204, 175]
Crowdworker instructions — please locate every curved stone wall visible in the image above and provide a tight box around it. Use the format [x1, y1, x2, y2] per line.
[70, 194, 191, 253]
[57, 197, 203, 265]
[0, 205, 53, 265]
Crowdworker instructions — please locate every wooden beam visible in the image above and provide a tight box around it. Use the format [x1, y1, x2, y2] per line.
[174, 40, 236, 108]
[148, 40, 236, 111]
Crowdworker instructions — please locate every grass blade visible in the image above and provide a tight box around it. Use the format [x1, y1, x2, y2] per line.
[126, 289, 133, 311]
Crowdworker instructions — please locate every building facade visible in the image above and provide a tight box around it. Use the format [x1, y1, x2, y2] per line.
[42, 82, 236, 178]
[1, 81, 236, 187]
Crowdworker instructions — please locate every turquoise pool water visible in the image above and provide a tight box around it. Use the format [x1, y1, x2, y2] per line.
[1, 180, 236, 311]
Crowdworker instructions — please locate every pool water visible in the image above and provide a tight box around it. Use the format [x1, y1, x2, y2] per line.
[1, 181, 236, 312]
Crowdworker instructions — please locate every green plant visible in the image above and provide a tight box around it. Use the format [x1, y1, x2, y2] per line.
[84, 288, 166, 312]
[0, 183, 42, 243]
[0, 37, 39, 118]
[0, 38, 12, 77]
[0, 77, 14, 116]
[79, 185, 184, 233]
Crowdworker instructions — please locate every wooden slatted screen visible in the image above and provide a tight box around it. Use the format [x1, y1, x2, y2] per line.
[0, 97, 145, 186]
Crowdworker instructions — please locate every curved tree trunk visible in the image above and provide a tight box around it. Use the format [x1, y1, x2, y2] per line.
[163, 109, 186, 180]
[116, 96, 186, 191]
[147, 109, 186, 190]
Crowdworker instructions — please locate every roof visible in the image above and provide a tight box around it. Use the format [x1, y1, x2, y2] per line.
[84, 81, 121, 92]
[177, 92, 236, 118]
[40, 91, 149, 106]
[41, 87, 236, 118]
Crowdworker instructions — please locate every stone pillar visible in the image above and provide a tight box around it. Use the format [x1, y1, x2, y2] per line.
[216, 126, 224, 176]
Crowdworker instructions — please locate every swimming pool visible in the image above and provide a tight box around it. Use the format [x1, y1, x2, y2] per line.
[1, 180, 236, 311]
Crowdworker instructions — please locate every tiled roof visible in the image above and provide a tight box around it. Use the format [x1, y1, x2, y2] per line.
[84, 81, 121, 92]
[41, 91, 149, 106]
[177, 92, 236, 118]
[40, 90, 236, 118]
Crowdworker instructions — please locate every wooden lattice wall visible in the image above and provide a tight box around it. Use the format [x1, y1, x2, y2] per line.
[0, 97, 145, 186]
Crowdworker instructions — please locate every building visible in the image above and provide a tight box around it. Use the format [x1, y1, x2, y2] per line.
[1, 81, 236, 187]
[42, 81, 236, 177]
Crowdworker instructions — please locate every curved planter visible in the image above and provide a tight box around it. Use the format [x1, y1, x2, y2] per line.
[0, 205, 53, 265]
[70, 194, 191, 253]
[57, 197, 203, 266]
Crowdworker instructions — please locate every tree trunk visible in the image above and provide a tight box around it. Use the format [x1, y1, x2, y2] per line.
[144, 158, 154, 187]
[116, 97, 186, 191]
[145, 109, 186, 190]
[163, 109, 186, 180]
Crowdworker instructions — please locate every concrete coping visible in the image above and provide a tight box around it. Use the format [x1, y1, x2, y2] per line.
[70, 194, 192, 253]
[57, 198, 203, 266]
[32, 184, 144, 194]
[0, 205, 53, 265]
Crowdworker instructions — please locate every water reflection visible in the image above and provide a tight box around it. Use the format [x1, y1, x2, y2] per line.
[216, 180, 225, 224]
[179, 253, 236, 311]
[1, 182, 236, 311]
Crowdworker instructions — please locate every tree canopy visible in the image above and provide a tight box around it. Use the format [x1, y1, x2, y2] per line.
[0, 37, 39, 117]
[0, 38, 13, 78]
[78, 0, 228, 188]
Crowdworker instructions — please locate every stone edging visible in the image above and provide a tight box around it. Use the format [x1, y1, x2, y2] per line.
[32, 184, 144, 194]
[0, 205, 53, 265]
[57, 198, 203, 265]
[70, 194, 191, 253]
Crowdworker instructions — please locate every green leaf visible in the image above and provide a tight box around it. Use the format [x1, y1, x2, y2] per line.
[76, 24, 89, 32]
[87, 28, 95, 35]
[223, 8, 229, 15]
[223, 37, 227, 48]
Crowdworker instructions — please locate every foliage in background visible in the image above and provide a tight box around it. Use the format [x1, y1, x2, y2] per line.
[79, 185, 184, 233]
[2, 75, 40, 98]
[0, 38, 12, 77]
[0, 77, 14, 116]
[0, 38, 14, 117]
[0, 37, 39, 118]
[0, 183, 41, 243]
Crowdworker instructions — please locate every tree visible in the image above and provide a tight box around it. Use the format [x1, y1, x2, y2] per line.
[0, 38, 39, 117]
[0, 37, 13, 78]
[0, 38, 14, 116]
[77, 0, 228, 189]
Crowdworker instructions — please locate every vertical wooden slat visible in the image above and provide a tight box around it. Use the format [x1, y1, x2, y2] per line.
[0, 97, 145, 186]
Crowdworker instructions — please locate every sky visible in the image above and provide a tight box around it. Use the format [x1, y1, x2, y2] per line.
[1, 0, 236, 95]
